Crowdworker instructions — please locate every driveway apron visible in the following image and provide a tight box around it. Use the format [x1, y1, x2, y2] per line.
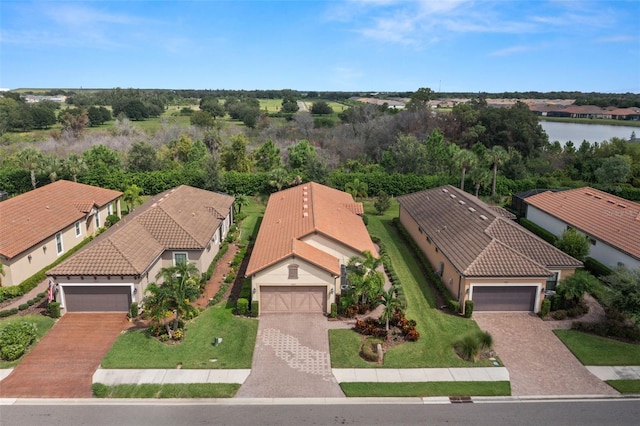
[473, 312, 618, 396]
[0, 313, 127, 398]
[236, 313, 345, 398]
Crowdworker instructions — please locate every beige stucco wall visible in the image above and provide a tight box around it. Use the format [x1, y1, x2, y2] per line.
[251, 257, 338, 313]
[301, 233, 363, 266]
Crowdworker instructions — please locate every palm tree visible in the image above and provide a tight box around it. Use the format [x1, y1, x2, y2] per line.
[487, 145, 509, 197]
[453, 149, 477, 192]
[379, 285, 402, 331]
[345, 178, 368, 201]
[469, 168, 492, 198]
[17, 147, 42, 189]
[268, 167, 289, 192]
[234, 194, 249, 214]
[41, 155, 61, 183]
[147, 262, 201, 335]
[346, 251, 383, 306]
[123, 184, 143, 213]
[64, 153, 88, 182]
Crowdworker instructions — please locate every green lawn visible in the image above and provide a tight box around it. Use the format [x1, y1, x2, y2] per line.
[238, 197, 265, 245]
[0, 315, 56, 368]
[93, 383, 239, 398]
[101, 306, 258, 369]
[554, 330, 640, 366]
[340, 381, 511, 397]
[606, 380, 640, 394]
[330, 200, 492, 368]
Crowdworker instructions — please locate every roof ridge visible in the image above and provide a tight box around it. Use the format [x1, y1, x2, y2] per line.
[463, 240, 499, 275]
[154, 204, 203, 246]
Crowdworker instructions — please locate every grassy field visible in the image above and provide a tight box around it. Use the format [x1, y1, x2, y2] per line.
[101, 305, 258, 369]
[329, 199, 492, 368]
[340, 381, 511, 397]
[0, 315, 56, 368]
[238, 197, 266, 245]
[554, 330, 640, 366]
[93, 383, 240, 398]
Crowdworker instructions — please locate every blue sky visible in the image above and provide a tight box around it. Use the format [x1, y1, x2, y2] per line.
[1, 0, 639, 92]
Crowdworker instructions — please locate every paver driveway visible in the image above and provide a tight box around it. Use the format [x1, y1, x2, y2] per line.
[0, 313, 127, 398]
[236, 313, 345, 398]
[473, 312, 618, 396]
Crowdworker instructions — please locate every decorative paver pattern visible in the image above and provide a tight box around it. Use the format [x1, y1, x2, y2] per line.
[236, 313, 344, 398]
[474, 312, 618, 396]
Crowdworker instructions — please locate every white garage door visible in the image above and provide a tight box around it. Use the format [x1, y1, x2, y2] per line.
[472, 286, 537, 312]
[260, 286, 326, 313]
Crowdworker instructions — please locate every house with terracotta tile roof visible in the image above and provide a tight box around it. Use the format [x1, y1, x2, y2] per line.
[0, 180, 122, 287]
[246, 182, 377, 314]
[47, 186, 234, 313]
[524, 187, 640, 271]
[397, 186, 582, 313]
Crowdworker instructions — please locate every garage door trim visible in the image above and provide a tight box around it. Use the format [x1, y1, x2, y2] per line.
[470, 283, 541, 313]
[60, 284, 133, 313]
[260, 285, 327, 313]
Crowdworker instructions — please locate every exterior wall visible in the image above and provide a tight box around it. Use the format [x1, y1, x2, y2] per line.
[3, 222, 84, 287]
[251, 257, 336, 313]
[464, 276, 546, 313]
[399, 206, 464, 303]
[527, 205, 639, 270]
[301, 233, 363, 267]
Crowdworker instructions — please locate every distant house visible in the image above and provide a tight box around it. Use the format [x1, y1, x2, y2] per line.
[523, 187, 640, 271]
[245, 182, 377, 315]
[398, 186, 582, 313]
[0, 181, 122, 287]
[47, 186, 234, 314]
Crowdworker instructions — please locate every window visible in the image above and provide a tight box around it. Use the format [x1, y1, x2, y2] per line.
[55, 232, 63, 255]
[438, 261, 445, 277]
[546, 271, 560, 291]
[75, 221, 82, 237]
[288, 264, 299, 279]
[426, 236, 432, 244]
[95, 212, 100, 229]
[173, 252, 188, 266]
[107, 203, 113, 216]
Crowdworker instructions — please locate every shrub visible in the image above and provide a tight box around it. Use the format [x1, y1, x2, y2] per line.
[454, 334, 480, 362]
[540, 298, 551, 318]
[26, 299, 35, 306]
[477, 331, 493, 350]
[360, 337, 383, 363]
[464, 300, 474, 318]
[236, 298, 249, 316]
[517, 217, 557, 244]
[92, 383, 109, 398]
[105, 214, 120, 227]
[583, 257, 613, 278]
[330, 302, 337, 318]
[250, 301, 259, 317]
[1, 344, 26, 361]
[552, 309, 567, 320]
[48, 301, 61, 318]
[129, 302, 139, 318]
[18, 303, 29, 311]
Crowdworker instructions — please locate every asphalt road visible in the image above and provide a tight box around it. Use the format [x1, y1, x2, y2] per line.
[2, 399, 640, 426]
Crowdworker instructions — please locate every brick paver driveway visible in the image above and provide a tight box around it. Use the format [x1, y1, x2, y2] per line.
[474, 312, 618, 396]
[236, 313, 345, 398]
[0, 313, 127, 398]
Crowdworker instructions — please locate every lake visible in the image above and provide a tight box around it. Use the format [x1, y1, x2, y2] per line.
[540, 121, 640, 145]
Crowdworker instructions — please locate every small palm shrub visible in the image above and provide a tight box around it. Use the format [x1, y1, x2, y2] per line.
[453, 330, 494, 363]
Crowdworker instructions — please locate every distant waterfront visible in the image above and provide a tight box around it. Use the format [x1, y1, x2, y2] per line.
[540, 121, 640, 145]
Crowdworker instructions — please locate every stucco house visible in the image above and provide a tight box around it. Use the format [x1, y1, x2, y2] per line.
[397, 185, 582, 313]
[245, 182, 377, 315]
[523, 187, 640, 271]
[47, 185, 234, 314]
[0, 180, 122, 287]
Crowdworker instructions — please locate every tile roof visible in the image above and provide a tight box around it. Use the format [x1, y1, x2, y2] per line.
[246, 182, 377, 276]
[0, 180, 122, 259]
[397, 185, 581, 278]
[48, 186, 234, 277]
[525, 187, 640, 261]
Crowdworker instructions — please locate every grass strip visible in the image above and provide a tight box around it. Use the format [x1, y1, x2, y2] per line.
[605, 380, 640, 394]
[92, 383, 239, 398]
[340, 381, 511, 397]
[554, 330, 640, 366]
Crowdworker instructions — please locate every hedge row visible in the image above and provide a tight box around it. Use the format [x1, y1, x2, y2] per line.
[371, 236, 407, 309]
[517, 217, 558, 245]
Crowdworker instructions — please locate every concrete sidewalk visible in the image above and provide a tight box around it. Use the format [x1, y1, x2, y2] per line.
[332, 367, 510, 383]
[586, 366, 640, 381]
[93, 369, 251, 385]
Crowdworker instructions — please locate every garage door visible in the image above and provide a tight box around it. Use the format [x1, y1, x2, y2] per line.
[260, 286, 326, 313]
[63, 286, 131, 312]
[472, 286, 537, 311]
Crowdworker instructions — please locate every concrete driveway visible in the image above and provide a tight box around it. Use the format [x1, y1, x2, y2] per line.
[473, 312, 618, 396]
[236, 313, 344, 398]
[0, 313, 127, 398]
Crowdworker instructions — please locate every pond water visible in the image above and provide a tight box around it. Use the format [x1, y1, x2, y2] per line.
[540, 121, 640, 145]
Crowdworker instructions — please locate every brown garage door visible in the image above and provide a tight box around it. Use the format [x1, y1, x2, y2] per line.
[472, 286, 537, 311]
[63, 286, 131, 312]
[260, 286, 326, 313]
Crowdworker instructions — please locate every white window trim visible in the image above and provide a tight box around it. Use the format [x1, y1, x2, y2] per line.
[107, 203, 113, 216]
[55, 232, 64, 255]
[95, 212, 100, 228]
[75, 221, 82, 238]
[173, 252, 188, 266]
